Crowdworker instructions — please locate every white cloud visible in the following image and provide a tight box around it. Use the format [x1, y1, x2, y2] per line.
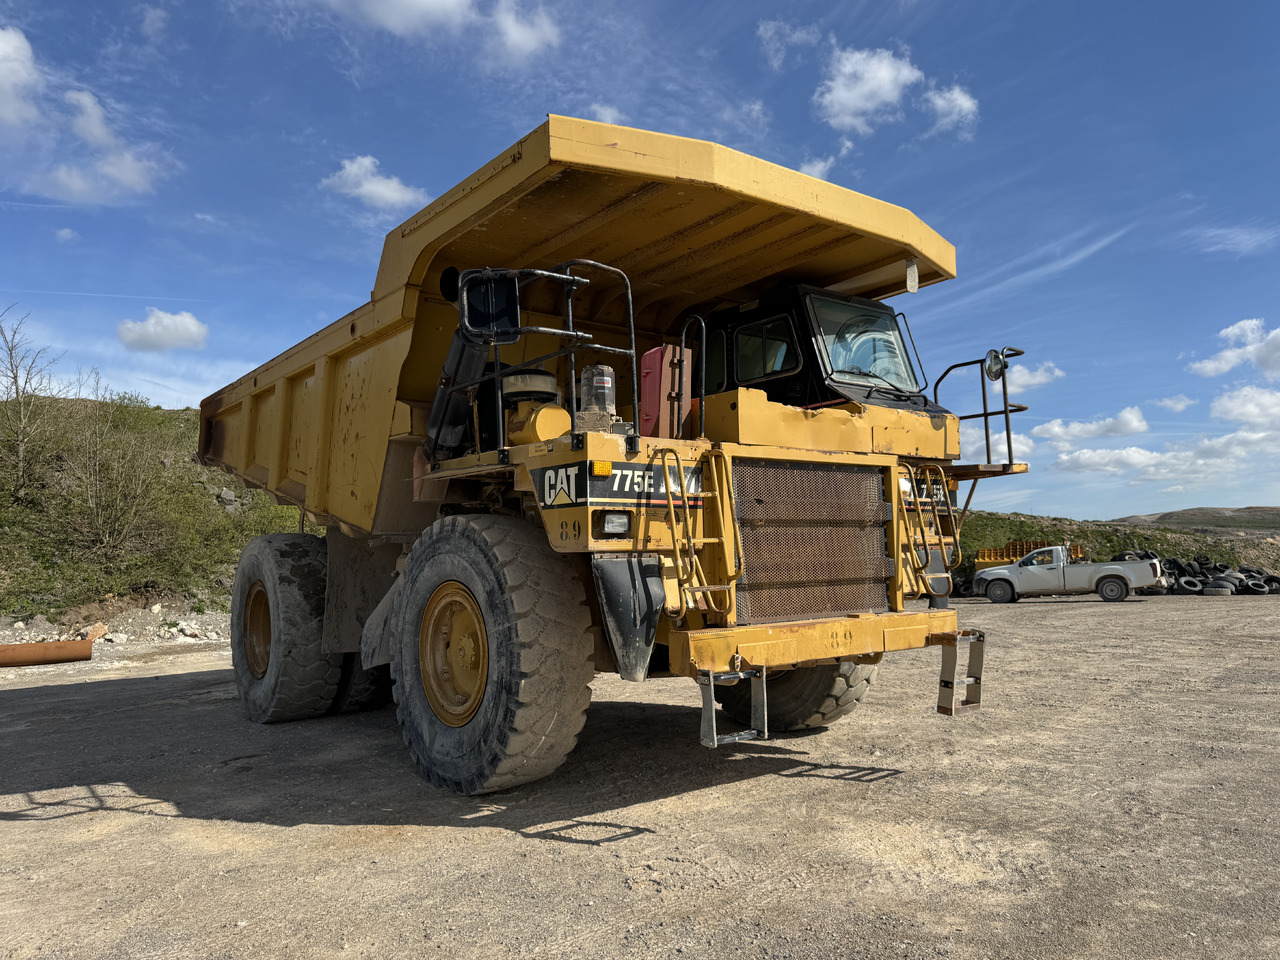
[54, 227, 79, 242]
[588, 103, 624, 125]
[1186, 223, 1280, 257]
[923, 83, 978, 139]
[757, 20, 820, 72]
[65, 90, 115, 147]
[799, 155, 836, 180]
[720, 99, 769, 139]
[1005, 361, 1065, 395]
[321, 155, 430, 210]
[320, 0, 558, 57]
[321, 0, 475, 34]
[0, 26, 41, 128]
[1055, 445, 1166, 475]
[1051, 427, 1280, 490]
[140, 6, 170, 41]
[1187, 318, 1280, 379]
[493, 0, 559, 57]
[1031, 406, 1148, 452]
[1154, 394, 1196, 412]
[960, 422, 1036, 462]
[1209, 385, 1280, 428]
[117, 308, 209, 352]
[814, 47, 924, 136]
[0, 31, 168, 203]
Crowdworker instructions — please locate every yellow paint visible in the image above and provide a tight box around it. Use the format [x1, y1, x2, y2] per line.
[666, 609, 958, 675]
[704, 388, 957, 460]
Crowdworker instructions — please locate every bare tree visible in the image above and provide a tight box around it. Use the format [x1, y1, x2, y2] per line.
[59, 372, 170, 555]
[0, 305, 66, 502]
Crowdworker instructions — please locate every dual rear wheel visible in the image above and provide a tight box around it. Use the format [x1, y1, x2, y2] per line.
[230, 534, 389, 722]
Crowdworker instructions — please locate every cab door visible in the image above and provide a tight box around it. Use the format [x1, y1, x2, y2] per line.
[1016, 549, 1066, 595]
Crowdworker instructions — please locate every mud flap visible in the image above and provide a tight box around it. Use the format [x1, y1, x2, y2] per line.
[359, 578, 402, 670]
[590, 556, 665, 682]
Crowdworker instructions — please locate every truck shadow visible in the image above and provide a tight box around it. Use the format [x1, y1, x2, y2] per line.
[0, 668, 902, 840]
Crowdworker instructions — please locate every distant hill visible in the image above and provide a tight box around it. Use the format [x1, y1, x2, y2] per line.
[1113, 506, 1280, 531]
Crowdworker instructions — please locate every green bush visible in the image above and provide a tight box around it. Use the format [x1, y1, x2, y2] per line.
[0, 397, 309, 617]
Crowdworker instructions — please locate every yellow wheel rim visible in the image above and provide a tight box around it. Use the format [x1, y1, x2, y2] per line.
[244, 580, 272, 679]
[419, 582, 489, 727]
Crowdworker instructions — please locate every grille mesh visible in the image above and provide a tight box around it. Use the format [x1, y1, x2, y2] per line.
[732, 459, 891, 623]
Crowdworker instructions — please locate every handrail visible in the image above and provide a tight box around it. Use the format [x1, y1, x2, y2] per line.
[433, 260, 642, 462]
[900, 462, 962, 599]
[932, 347, 1028, 466]
[676, 315, 707, 438]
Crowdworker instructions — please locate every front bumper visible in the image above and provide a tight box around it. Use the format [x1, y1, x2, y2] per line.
[666, 608, 960, 676]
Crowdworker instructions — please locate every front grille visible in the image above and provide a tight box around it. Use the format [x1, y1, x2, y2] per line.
[732, 459, 892, 623]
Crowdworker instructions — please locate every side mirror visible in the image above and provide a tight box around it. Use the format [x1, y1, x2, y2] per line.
[983, 348, 1008, 382]
[458, 270, 521, 345]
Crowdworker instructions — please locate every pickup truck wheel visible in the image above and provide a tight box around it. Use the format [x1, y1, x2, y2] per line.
[714, 661, 879, 731]
[389, 515, 595, 795]
[1097, 577, 1129, 602]
[230, 534, 344, 723]
[985, 579, 1016, 604]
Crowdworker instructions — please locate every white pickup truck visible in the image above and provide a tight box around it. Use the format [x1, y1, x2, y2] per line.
[973, 545, 1169, 603]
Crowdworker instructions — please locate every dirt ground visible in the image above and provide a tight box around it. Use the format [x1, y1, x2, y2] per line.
[2, 594, 1277, 960]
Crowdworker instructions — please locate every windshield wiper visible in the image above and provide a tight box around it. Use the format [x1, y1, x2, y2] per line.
[845, 367, 924, 403]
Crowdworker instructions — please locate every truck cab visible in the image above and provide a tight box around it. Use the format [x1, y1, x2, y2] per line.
[702, 285, 949, 416]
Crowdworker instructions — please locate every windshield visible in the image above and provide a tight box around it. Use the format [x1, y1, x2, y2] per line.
[807, 295, 921, 392]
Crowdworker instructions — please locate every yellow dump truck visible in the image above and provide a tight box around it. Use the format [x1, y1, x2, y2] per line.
[199, 116, 1027, 795]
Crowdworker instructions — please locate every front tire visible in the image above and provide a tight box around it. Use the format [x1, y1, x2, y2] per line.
[714, 661, 879, 731]
[985, 579, 1016, 604]
[389, 515, 596, 795]
[1098, 577, 1129, 602]
[230, 534, 343, 722]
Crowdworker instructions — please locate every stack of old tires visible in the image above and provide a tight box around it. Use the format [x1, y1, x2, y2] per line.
[1114, 550, 1280, 597]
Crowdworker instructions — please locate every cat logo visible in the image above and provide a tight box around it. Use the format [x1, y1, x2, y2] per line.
[542, 465, 582, 506]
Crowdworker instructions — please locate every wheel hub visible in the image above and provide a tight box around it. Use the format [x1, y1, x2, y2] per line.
[419, 582, 489, 727]
[244, 580, 271, 679]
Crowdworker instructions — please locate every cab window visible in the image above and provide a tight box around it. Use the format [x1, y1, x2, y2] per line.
[735, 315, 800, 383]
[1020, 550, 1054, 567]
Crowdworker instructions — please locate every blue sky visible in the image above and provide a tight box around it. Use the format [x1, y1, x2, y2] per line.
[1, 0, 1278, 520]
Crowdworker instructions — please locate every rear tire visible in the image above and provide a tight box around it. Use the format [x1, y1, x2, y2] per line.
[1097, 577, 1129, 602]
[714, 661, 879, 731]
[230, 534, 343, 722]
[985, 579, 1016, 604]
[389, 515, 596, 795]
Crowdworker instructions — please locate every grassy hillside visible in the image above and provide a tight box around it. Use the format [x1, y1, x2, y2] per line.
[957, 509, 1280, 579]
[0, 398, 308, 617]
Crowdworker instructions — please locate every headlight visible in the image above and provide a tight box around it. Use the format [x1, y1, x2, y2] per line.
[601, 511, 630, 535]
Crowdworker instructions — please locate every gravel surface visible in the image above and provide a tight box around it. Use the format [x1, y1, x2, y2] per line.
[1, 594, 1277, 959]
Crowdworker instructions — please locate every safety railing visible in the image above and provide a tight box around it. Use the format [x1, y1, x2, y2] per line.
[932, 347, 1027, 466]
[429, 259, 641, 462]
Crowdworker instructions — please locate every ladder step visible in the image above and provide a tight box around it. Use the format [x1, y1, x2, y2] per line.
[936, 632, 984, 715]
[698, 667, 769, 748]
[713, 730, 760, 745]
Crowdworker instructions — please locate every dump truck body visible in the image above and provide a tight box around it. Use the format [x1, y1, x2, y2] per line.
[201, 117, 1027, 793]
